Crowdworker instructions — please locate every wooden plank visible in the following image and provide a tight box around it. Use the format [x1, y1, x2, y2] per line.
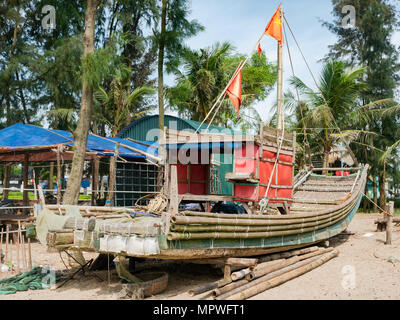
[181, 194, 233, 202]
[169, 165, 179, 215]
[225, 172, 256, 181]
[261, 158, 293, 166]
[312, 167, 361, 172]
[262, 145, 293, 156]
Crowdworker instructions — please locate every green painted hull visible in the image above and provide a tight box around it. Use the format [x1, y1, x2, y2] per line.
[159, 192, 362, 252]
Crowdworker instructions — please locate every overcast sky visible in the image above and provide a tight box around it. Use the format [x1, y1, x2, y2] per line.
[164, 0, 400, 123]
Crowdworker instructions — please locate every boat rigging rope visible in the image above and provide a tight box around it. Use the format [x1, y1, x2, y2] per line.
[282, 17, 312, 166]
[259, 117, 286, 215]
[282, 13, 359, 167]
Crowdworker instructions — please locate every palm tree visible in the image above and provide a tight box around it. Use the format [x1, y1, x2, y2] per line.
[167, 42, 276, 130]
[290, 60, 391, 173]
[94, 66, 155, 137]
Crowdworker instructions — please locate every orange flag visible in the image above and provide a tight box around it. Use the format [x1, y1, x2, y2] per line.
[226, 70, 242, 116]
[257, 43, 262, 58]
[265, 6, 284, 44]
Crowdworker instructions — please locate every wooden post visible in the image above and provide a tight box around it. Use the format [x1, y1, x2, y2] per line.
[91, 158, 99, 206]
[56, 146, 62, 205]
[15, 233, 20, 274]
[23, 153, 29, 208]
[49, 161, 54, 191]
[169, 165, 179, 215]
[27, 238, 32, 270]
[0, 226, 3, 264]
[385, 201, 394, 245]
[107, 143, 119, 207]
[38, 184, 46, 206]
[18, 221, 27, 271]
[5, 225, 9, 267]
[2, 164, 11, 201]
[10, 239, 13, 273]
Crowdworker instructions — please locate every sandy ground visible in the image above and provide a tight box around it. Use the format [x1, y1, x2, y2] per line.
[0, 213, 399, 300]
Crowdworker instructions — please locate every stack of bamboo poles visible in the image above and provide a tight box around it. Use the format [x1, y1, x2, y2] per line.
[189, 246, 338, 300]
[45, 215, 161, 250]
[0, 222, 33, 274]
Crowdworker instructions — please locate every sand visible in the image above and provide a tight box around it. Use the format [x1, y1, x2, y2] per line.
[0, 213, 399, 300]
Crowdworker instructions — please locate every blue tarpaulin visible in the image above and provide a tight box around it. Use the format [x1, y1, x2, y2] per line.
[0, 124, 238, 162]
[0, 124, 157, 161]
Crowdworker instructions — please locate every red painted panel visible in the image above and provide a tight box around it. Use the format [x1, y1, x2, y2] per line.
[172, 163, 207, 195]
[234, 144, 293, 203]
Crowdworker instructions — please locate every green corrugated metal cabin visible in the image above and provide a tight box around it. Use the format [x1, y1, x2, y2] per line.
[117, 115, 242, 197]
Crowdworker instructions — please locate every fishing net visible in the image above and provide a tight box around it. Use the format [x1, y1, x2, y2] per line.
[0, 266, 68, 295]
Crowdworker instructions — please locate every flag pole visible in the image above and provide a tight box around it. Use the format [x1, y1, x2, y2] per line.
[277, 6, 284, 130]
[196, 32, 266, 133]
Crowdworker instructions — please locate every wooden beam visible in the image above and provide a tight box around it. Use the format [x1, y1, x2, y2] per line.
[23, 153, 29, 208]
[169, 165, 179, 215]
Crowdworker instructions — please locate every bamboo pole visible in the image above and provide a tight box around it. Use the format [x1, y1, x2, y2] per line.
[56, 146, 61, 205]
[226, 250, 339, 300]
[23, 153, 29, 208]
[247, 248, 333, 281]
[216, 254, 321, 300]
[63, 217, 97, 231]
[27, 238, 32, 270]
[107, 143, 119, 207]
[15, 233, 20, 274]
[0, 227, 3, 264]
[258, 246, 319, 263]
[167, 206, 356, 240]
[10, 239, 13, 274]
[18, 221, 27, 271]
[188, 278, 231, 297]
[212, 279, 249, 298]
[5, 225, 9, 267]
[46, 232, 74, 247]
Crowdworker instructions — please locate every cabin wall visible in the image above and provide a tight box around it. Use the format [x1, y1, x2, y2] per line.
[233, 143, 293, 203]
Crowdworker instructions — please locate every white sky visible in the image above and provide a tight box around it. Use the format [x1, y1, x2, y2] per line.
[163, 0, 400, 123]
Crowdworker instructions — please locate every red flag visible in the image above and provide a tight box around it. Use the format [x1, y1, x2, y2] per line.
[257, 43, 262, 58]
[226, 70, 242, 116]
[265, 6, 284, 44]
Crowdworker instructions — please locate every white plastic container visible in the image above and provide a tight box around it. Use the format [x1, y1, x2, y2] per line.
[126, 236, 160, 256]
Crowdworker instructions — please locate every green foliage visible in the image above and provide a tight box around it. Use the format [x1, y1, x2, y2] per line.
[94, 65, 155, 136]
[167, 43, 276, 130]
[288, 60, 389, 167]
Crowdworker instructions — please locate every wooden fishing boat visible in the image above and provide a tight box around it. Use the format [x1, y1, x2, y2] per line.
[35, 5, 369, 261]
[36, 160, 368, 260]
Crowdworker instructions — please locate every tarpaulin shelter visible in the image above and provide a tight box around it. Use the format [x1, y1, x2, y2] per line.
[0, 124, 158, 162]
[0, 124, 158, 207]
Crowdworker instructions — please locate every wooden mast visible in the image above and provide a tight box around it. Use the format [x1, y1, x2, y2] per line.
[277, 6, 284, 130]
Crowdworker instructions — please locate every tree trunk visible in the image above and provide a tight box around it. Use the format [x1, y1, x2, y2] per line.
[15, 71, 30, 124]
[322, 146, 329, 176]
[63, 0, 99, 205]
[379, 173, 386, 209]
[373, 177, 378, 213]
